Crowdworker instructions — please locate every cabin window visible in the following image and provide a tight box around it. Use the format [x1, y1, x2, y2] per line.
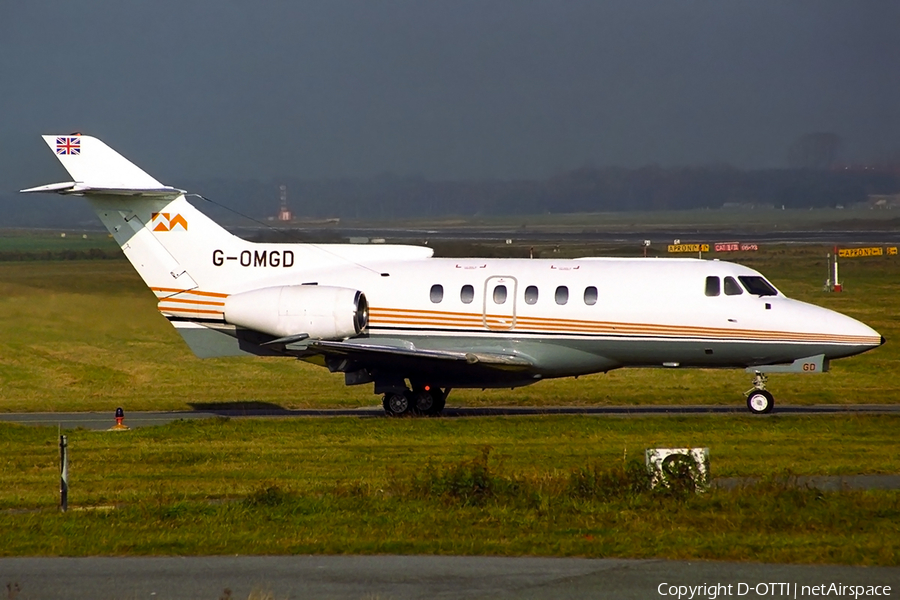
[739, 276, 778, 296]
[430, 284, 443, 303]
[705, 276, 720, 296]
[724, 276, 743, 296]
[493, 284, 508, 304]
[555, 285, 569, 305]
[524, 285, 539, 305]
[584, 286, 598, 305]
[460, 284, 474, 304]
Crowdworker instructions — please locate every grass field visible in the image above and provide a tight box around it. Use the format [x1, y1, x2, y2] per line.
[0, 229, 120, 259]
[0, 244, 896, 412]
[1, 415, 898, 563]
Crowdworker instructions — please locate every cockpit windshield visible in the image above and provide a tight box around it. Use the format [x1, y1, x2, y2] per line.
[738, 276, 778, 296]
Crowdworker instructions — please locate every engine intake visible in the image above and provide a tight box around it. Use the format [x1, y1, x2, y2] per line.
[224, 285, 368, 340]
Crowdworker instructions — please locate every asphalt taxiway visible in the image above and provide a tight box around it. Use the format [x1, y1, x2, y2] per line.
[2, 556, 898, 600]
[1, 403, 899, 431]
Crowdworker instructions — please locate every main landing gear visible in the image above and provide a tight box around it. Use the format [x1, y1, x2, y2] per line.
[382, 386, 449, 417]
[745, 371, 774, 415]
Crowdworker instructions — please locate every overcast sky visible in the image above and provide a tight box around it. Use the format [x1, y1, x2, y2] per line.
[2, 1, 898, 188]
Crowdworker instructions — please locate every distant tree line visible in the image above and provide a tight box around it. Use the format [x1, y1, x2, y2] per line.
[0, 248, 123, 262]
[4, 162, 899, 229]
[185, 164, 900, 222]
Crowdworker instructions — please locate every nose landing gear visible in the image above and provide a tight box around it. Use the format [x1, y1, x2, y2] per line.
[745, 371, 774, 414]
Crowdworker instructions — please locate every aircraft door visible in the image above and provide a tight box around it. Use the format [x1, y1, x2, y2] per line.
[483, 276, 517, 331]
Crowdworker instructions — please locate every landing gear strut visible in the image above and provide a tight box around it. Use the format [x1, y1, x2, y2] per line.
[382, 386, 448, 417]
[745, 371, 774, 415]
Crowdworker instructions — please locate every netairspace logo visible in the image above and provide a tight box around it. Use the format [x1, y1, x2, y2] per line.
[657, 582, 892, 599]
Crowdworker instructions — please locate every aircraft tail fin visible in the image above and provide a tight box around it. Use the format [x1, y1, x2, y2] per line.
[20, 135, 183, 197]
[20, 134, 243, 295]
[22, 134, 426, 360]
[20, 134, 261, 358]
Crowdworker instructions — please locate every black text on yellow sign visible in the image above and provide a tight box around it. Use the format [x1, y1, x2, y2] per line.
[837, 247, 897, 258]
[668, 244, 710, 253]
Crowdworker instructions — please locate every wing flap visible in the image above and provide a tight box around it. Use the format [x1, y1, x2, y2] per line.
[308, 339, 534, 369]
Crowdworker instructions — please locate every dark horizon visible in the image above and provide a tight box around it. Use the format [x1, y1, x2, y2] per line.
[2, 1, 899, 197]
[4, 161, 898, 230]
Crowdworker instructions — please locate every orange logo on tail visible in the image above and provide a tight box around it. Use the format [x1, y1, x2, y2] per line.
[151, 212, 188, 231]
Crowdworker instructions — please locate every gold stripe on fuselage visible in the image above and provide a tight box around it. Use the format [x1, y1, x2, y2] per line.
[157, 306, 224, 316]
[149, 300, 878, 346]
[368, 307, 878, 346]
[151, 287, 228, 298]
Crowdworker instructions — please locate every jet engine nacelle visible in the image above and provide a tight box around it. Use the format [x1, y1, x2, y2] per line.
[224, 285, 368, 340]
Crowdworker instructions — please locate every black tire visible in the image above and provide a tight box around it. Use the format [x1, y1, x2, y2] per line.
[410, 389, 434, 415]
[409, 388, 447, 416]
[746, 390, 774, 415]
[383, 392, 411, 416]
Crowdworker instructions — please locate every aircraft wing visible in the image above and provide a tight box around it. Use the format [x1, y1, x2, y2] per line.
[307, 339, 534, 372]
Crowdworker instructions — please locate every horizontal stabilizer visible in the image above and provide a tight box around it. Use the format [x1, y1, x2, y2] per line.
[20, 135, 182, 197]
[746, 354, 829, 374]
[20, 181, 184, 198]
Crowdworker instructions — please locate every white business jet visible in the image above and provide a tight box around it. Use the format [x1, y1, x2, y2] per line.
[22, 135, 883, 415]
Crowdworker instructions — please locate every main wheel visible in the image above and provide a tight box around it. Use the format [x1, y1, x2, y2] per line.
[410, 388, 446, 416]
[383, 392, 411, 417]
[410, 389, 434, 415]
[746, 390, 774, 415]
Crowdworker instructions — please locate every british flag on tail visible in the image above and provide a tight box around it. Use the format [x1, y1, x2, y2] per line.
[56, 136, 80, 155]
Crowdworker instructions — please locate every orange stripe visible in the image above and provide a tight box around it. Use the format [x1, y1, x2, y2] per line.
[159, 297, 225, 307]
[368, 309, 878, 345]
[371, 307, 483, 319]
[374, 306, 857, 341]
[369, 320, 877, 345]
[158, 306, 224, 315]
[373, 316, 483, 326]
[371, 307, 876, 342]
[370, 311, 818, 337]
[397, 321, 875, 344]
[151, 287, 229, 298]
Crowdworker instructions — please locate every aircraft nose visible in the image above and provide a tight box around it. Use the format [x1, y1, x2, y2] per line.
[832, 309, 882, 354]
[801, 302, 882, 358]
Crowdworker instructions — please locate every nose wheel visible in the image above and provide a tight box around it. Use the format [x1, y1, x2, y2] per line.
[745, 371, 774, 414]
[746, 389, 774, 414]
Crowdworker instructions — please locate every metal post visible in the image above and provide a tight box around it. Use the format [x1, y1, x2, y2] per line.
[59, 435, 68, 512]
[834, 248, 840, 289]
